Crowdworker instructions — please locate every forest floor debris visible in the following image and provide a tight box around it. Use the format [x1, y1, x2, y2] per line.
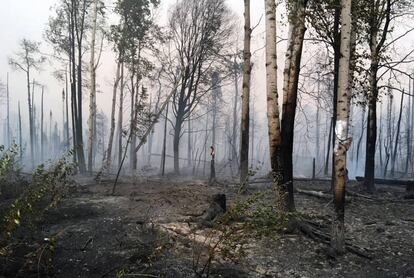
[1, 177, 413, 277]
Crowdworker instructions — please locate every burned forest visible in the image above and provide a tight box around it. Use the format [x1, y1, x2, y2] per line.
[1, 0, 414, 277]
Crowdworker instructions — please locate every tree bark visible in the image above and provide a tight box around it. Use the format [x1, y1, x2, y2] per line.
[331, 0, 353, 254]
[87, 0, 98, 173]
[18, 102, 22, 161]
[118, 62, 125, 168]
[324, 117, 333, 176]
[105, 58, 121, 170]
[6, 73, 10, 147]
[26, 69, 34, 168]
[390, 90, 404, 177]
[364, 0, 391, 192]
[355, 107, 366, 171]
[265, 0, 289, 212]
[280, 0, 307, 211]
[405, 80, 411, 175]
[75, 0, 88, 174]
[232, 58, 240, 171]
[160, 101, 169, 176]
[41, 87, 44, 162]
[240, 0, 251, 185]
[173, 113, 184, 174]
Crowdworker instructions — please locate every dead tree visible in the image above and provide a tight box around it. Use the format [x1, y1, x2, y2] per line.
[18, 102, 22, 160]
[6, 73, 10, 147]
[105, 58, 121, 171]
[160, 100, 169, 176]
[118, 63, 125, 168]
[40, 86, 44, 162]
[390, 90, 404, 177]
[8, 39, 45, 168]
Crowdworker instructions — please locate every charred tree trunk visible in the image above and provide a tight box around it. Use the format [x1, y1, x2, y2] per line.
[203, 114, 210, 176]
[6, 73, 10, 147]
[383, 93, 393, 177]
[355, 107, 366, 169]
[65, 69, 70, 151]
[232, 58, 240, 171]
[74, 0, 87, 174]
[160, 101, 169, 176]
[364, 0, 391, 192]
[364, 55, 379, 192]
[130, 74, 137, 172]
[324, 117, 333, 176]
[390, 90, 404, 177]
[18, 102, 22, 160]
[173, 113, 184, 174]
[41, 87, 44, 162]
[118, 63, 124, 168]
[406, 79, 412, 175]
[280, 0, 307, 211]
[26, 68, 34, 168]
[187, 115, 192, 167]
[209, 147, 216, 185]
[105, 58, 121, 170]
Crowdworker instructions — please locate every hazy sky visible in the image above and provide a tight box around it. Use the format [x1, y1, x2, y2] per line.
[1, 0, 413, 131]
[0, 0, 269, 125]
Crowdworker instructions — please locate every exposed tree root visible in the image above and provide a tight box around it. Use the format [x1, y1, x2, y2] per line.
[293, 218, 372, 259]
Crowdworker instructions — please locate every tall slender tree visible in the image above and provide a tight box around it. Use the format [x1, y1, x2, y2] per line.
[264, 0, 290, 212]
[331, 0, 353, 254]
[280, 0, 308, 210]
[240, 0, 251, 184]
[87, 0, 99, 173]
[6, 73, 10, 147]
[8, 39, 45, 168]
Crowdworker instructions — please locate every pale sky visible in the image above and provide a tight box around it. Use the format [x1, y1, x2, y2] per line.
[0, 0, 269, 126]
[1, 0, 413, 133]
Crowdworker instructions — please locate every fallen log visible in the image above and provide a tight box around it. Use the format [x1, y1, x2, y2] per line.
[249, 177, 331, 184]
[355, 176, 414, 189]
[295, 188, 331, 199]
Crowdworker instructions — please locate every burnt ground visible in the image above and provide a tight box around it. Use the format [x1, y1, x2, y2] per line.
[3, 177, 414, 277]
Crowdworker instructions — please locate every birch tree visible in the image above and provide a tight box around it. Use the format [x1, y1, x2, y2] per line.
[264, 0, 290, 212]
[331, 0, 353, 254]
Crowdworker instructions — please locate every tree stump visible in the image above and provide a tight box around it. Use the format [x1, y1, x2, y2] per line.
[200, 193, 226, 227]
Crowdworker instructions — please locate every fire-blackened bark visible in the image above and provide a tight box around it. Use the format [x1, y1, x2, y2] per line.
[364, 0, 392, 192]
[280, 0, 308, 211]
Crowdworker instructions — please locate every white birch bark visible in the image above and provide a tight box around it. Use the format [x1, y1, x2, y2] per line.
[331, 0, 353, 254]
